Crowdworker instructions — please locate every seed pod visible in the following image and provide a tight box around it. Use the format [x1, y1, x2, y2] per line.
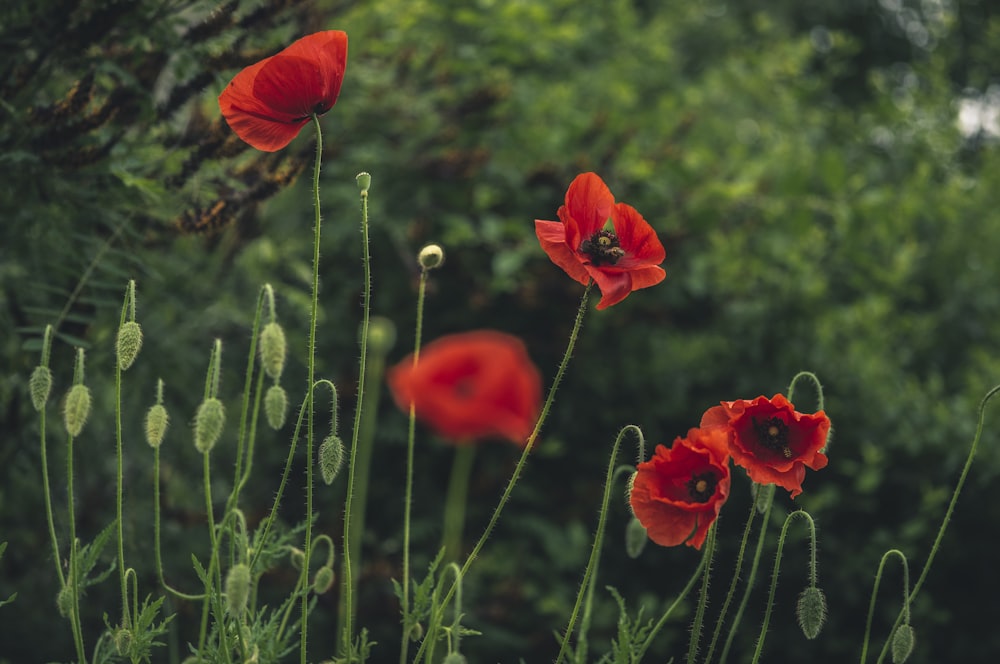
[264, 384, 288, 430]
[356, 171, 371, 194]
[116, 321, 143, 370]
[194, 398, 225, 453]
[796, 586, 827, 640]
[29, 366, 53, 411]
[63, 384, 92, 437]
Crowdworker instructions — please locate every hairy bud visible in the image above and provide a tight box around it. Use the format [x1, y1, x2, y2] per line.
[318, 435, 344, 485]
[116, 321, 143, 371]
[625, 516, 648, 559]
[194, 398, 225, 453]
[145, 404, 169, 449]
[225, 563, 251, 618]
[796, 586, 827, 640]
[264, 384, 288, 430]
[313, 566, 335, 594]
[891, 624, 915, 663]
[63, 384, 91, 437]
[29, 366, 52, 411]
[418, 243, 445, 270]
[259, 322, 287, 380]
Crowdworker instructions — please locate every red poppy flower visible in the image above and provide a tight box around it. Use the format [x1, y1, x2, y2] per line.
[218, 30, 348, 152]
[629, 427, 731, 550]
[534, 172, 666, 309]
[387, 330, 543, 446]
[701, 394, 830, 498]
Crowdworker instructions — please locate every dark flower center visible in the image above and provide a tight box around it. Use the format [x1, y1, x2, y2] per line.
[686, 471, 718, 503]
[753, 416, 793, 458]
[580, 229, 625, 266]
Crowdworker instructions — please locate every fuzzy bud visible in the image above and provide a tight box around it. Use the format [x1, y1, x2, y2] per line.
[116, 321, 143, 371]
[318, 435, 344, 485]
[145, 403, 169, 449]
[417, 244, 445, 270]
[259, 322, 287, 380]
[194, 398, 225, 453]
[288, 547, 305, 570]
[313, 566, 335, 594]
[891, 624, 915, 663]
[625, 516, 648, 559]
[113, 627, 133, 656]
[408, 622, 424, 642]
[356, 171, 371, 195]
[366, 317, 397, 356]
[796, 586, 827, 640]
[225, 563, 251, 618]
[264, 384, 288, 430]
[63, 384, 91, 437]
[56, 582, 73, 618]
[29, 366, 52, 411]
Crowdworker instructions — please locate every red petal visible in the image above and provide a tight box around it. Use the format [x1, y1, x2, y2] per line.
[612, 203, 666, 266]
[535, 220, 591, 286]
[562, 173, 614, 247]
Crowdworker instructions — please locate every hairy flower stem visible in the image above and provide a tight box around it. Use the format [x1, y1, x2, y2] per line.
[555, 425, 644, 664]
[860, 549, 910, 664]
[66, 432, 86, 663]
[115, 308, 128, 627]
[442, 445, 476, 561]
[413, 283, 593, 663]
[719, 494, 774, 663]
[197, 451, 232, 662]
[750, 510, 818, 664]
[338, 150, 374, 656]
[871, 384, 1000, 664]
[702, 499, 759, 664]
[39, 397, 64, 588]
[687, 527, 717, 664]
[399, 268, 430, 664]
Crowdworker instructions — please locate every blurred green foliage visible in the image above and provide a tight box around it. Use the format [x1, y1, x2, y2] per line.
[2, 0, 1000, 662]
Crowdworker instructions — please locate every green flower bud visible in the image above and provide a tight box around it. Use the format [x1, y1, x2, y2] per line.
[29, 366, 52, 411]
[408, 622, 424, 642]
[442, 653, 467, 664]
[418, 243, 445, 270]
[313, 566, 335, 594]
[366, 317, 397, 356]
[145, 403, 169, 449]
[318, 435, 344, 485]
[113, 626, 133, 656]
[225, 563, 251, 618]
[891, 624, 915, 663]
[259, 322, 287, 380]
[56, 582, 73, 618]
[625, 516, 648, 559]
[796, 586, 827, 640]
[116, 321, 143, 371]
[356, 171, 371, 195]
[63, 384, 91, 437]
[288, 547, 305, 570]
[194, 398, 225, 453]
[264, 384, 288, 430]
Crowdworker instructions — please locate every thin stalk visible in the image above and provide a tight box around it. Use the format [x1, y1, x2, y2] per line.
[66, 433, 86, 663]
[413, 283, 593, 663]
[861, 550, 909, 664]
[687, 527, 717, 664]
[39, 394, 65, 586]
[399, 268, 430, 664]
[115, 335, 128, 626]
[196, 451, 231, 662]
[442, 445, 476, 561]
[153, 446, 204, 600]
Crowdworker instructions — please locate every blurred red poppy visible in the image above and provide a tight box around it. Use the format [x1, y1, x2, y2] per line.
[535, 172, 666, 309]
[387, 331, 542, 446]
[629, 426, 731, 550]
[701, 394, 830, 498]
[218, 30, 348, 152]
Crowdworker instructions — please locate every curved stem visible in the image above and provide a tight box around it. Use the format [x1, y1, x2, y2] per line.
[412, 282, 593, 663]
[786, 371, 824, 412]
[39, 400, 64, 586]
[860, 549, 909, 664]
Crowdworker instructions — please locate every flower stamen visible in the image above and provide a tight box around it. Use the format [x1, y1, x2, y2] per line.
[753, 416, 793, 458]
[580, 229, 625, 266]
[686, 471, 718, 503]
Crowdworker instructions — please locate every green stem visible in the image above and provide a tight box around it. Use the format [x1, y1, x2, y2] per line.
[702, 499, 759, 664]
[66, 433, 86, 663]
[399, 268, 430, 664]
[860, 549, 909, 664]
[115, 333, 128, 627]
[442, 445, 476, 561]
[687, 527, 716, 664]
[153, 446, 204, 600]
[555, 425, 642, 664]
[196, 451, 231, 662]
[339, 163, 374, 656]
[39, 396, 64, 586]
[228, 288, 268, 513]
[412, 282, 593, 663]
[870, 386, 1000, 663]
[718, 494, 773, 664]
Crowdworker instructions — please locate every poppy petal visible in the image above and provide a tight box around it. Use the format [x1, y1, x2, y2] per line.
[535, 220, 591, 286]
[612, 203, 666, 266]
[563, 172, 614, 243]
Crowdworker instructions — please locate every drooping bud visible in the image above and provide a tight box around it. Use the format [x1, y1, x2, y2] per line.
[194, 397, 225, 453]
[418, 243, 445, 270]
[366, 317, 397, 356]
[356, 171, 371, 195]
[312, 566, 335, 594]
[891, 624, 915, 663]
[259, 322, 287, 381]
[113, 626, 133, 656]
[408, 622, 424, 642]
[318, 435, 344, 485]
[29, 366, 53, 411]
[264, 384, 288, 430]
[288, 547, 305, 570]
[56, 581, 73, 618]
[625, 516, 648, 559]
[796, 586, 827, 640]
[625, 471, 637, 515]
[63, 384, 92, 437]
[116, 321, 143, 371]
[225, 563, 251, 618]
[145, 404, 169, 449]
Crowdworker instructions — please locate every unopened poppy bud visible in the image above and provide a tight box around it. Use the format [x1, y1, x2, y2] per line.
[442, 653, 467, 664]
[225, 563, 251, 617]
[318, 435, 344, 485]
[63, 384, 91, 437]
[625, 471, 637, 514]
[418, 243, 445, 270]
[289, 547, 305, 570]
[408, 622, 424, 642]
[366, 317, 397, 355]
[259, 322, 286, 380]
[891, 624, 915, 663]
[356, 171, 371, 195]
[194, 397, 225, 453]
[753, 482, 775, 514]
[264, 384, 288, 430]
[625, 516, 648, 559]
[313, 566, 335, 594]
[56, 582, 73, 617]
[146, 403, 169, 449]
[796, 586, 827, 640]
[29, 366, 52, 411]
[116, 321, 143, 370]
[113, 626, 133, 656]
